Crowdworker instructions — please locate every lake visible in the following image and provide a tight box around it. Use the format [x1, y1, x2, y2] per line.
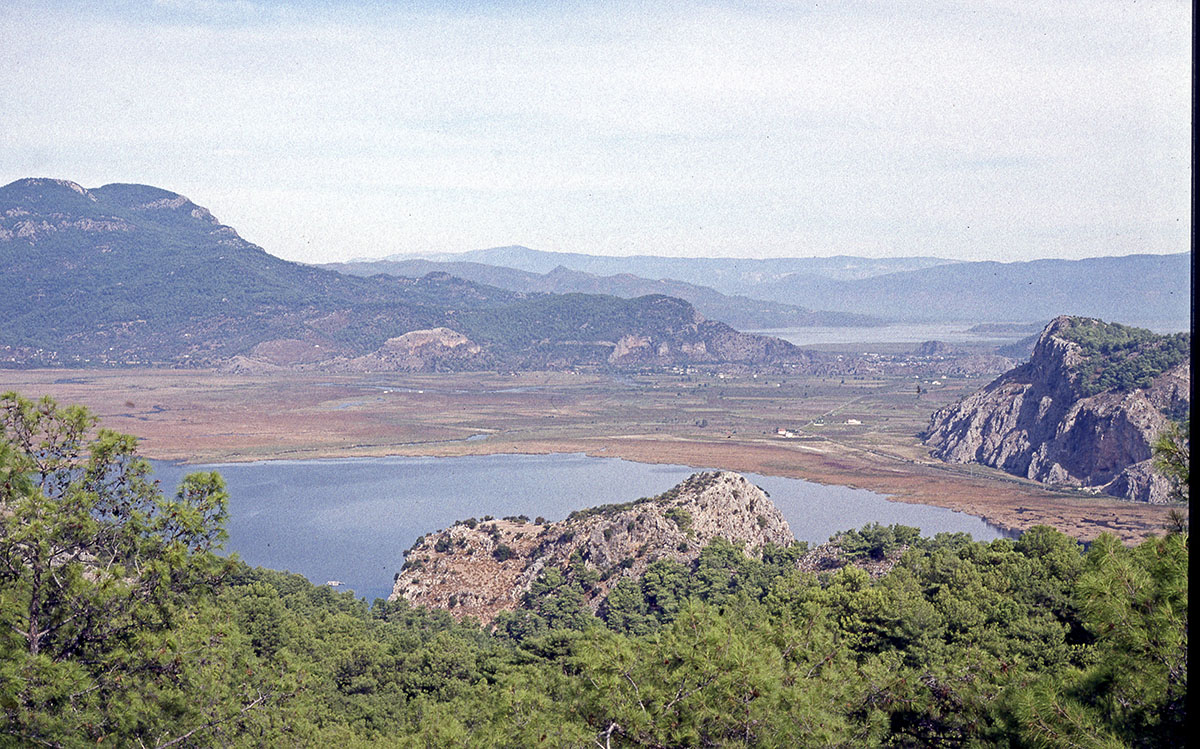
[748, 323, 1029, 347]
[750, 320, 1193, 347]
[151, 453, 1007, 600]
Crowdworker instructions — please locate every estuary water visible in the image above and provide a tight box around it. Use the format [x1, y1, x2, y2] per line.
[750, 320, 1192, 348]
[747, 323, 1027, 347]
[151, 453, 1006, 601]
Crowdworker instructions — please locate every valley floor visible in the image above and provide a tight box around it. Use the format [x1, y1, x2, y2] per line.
[0, 367, 1176, 543]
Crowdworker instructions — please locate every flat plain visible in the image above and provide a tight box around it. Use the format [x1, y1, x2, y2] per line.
[0, 367, 1176, 543]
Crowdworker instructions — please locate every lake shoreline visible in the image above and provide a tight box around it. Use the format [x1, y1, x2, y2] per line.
[2, 367, 1175, 544]
[152, 451, 1010, 602]
[157, 432, 1170, 545]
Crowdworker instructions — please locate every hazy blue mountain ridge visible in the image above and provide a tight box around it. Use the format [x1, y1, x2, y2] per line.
[751, 254, 1192, 324]
[379, 245, 954, 284]
[321, 258, 885, 330]
[380, 245, 1191, 326]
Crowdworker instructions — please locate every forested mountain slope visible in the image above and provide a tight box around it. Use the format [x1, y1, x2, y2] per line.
[925, 316, 1190, 501]
[0, 178, 811, 372]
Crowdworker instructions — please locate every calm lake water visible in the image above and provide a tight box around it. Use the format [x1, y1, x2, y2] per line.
[748, 323, 1026, 346]
[151, 453, 1006, 601]
[751, 320, 1192, 347]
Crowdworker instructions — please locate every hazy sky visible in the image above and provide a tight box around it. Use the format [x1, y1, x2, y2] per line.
[1, 0, 1191, 264]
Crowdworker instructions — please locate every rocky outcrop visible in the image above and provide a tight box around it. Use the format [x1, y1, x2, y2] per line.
[925, 317, 1190, 502]
[915, 340, 961, 356]
[607, 334, 653, 363]
[390, 472, 794, 624]
[342, 328, 486, 372]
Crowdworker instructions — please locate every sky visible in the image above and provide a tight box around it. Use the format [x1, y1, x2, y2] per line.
[0, 0, 1191, 264]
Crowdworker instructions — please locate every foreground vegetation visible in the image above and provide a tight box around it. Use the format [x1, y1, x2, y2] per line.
[1, 394, 1188, 747]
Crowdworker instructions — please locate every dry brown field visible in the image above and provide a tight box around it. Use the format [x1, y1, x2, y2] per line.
[0, 367, 1177, 543]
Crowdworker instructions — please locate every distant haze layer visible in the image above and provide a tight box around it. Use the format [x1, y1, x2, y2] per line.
[0, 2, 1189, 263]
[370, 246, 1192, 326]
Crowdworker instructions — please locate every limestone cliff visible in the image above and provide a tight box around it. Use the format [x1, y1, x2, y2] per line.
[342, 327, 487, 372]
[924, 317, 1190, 503]
[389, 472, 793, 624]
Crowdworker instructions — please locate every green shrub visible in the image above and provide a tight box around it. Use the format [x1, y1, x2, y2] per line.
[1056, 318, 1190, 397]
[665, 507, 692, 532]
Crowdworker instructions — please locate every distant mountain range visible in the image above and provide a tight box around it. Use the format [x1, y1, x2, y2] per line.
[5, 176, 1186, 376]
[375, 245, 953, 286]
[321, 258, 884, 331]
[0, 179, 810, 371]
[383, 246, 1191, 326]
[747, 255, 1192, 324]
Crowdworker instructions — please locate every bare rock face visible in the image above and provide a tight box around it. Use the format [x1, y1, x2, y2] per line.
[608, 334, 652, 363]
[383, 327, 480, 354]
[390, 472, 793, 624]
[344, 327, 485, 372]
[925, 317, 1190, 503]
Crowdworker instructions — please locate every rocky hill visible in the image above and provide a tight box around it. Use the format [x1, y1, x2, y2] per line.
[390, 472, 794, 624]
[924, 317, 1190, 502]
[0, 178, 812, 372]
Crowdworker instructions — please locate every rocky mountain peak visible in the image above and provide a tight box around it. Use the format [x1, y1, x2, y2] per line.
[91, 183, 224, 228]
[1, 178, 235, 247]
[0, 177, 98, 215]
[925, 317, 1190, 502]
[390, 471, 794, 624]
[2, 177, 87, 194]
